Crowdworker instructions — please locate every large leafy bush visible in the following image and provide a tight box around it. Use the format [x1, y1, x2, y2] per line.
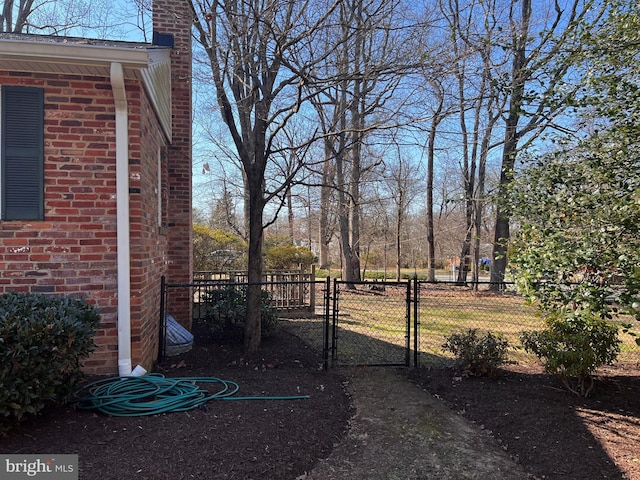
[520, 312, 620, 397]
[193, 224, 247, 271]
[0, 292, 100, 434]
[264, 245, 315, 270]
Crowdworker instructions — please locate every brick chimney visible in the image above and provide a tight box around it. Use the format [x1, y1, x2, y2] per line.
[153, 0, 193, 328]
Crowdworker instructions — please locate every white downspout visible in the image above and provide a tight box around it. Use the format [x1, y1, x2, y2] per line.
[110, 62, 132, 377]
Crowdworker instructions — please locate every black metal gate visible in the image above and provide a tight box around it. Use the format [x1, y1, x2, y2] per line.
[159, 275, 422, 369]
[331, 279, 416, 367]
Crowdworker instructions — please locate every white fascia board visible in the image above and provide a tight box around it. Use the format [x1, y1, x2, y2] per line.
[0, 38, 172, 137]
[0, 38, 152, 71]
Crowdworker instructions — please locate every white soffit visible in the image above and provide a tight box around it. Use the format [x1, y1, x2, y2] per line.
[0, 36, 172, 139]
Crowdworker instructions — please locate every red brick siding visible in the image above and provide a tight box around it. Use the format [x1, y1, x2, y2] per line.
[154, 0, 194, 329]
[129, 89, 170, 371]
[0, 71, 170, 374]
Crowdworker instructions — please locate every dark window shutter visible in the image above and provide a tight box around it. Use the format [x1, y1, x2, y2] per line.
[1, 86, 44, 220]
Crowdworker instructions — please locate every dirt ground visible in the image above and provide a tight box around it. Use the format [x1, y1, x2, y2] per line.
[1, 324, 639, 479]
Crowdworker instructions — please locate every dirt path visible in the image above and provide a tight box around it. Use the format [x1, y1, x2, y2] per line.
[306, 367, 528, 480]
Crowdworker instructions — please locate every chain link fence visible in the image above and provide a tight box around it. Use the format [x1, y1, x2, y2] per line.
[416, 281, 640, 370]
[330, 280, 411, 367]
[160, 276, 640, 372]
[417, 281, 541, 366]
[161, 276, 330, 368]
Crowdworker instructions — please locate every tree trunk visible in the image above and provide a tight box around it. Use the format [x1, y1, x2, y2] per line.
[318, 140, 334, 269]
[456, 225, 472, 285]
[287, 187, 294, 241]
[490, 0, 531, 289]
[425, 138, 436, 282]
[472, 130, 490, 286]
[244, 170, 265, 355]
[318, 198, 330, 269]
[337, 159, 361, 286]
[396, 191, 403, 282]
[425, 81, 444, 283]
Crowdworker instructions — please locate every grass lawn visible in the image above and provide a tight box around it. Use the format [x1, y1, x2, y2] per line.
[283, 283, 640, 369]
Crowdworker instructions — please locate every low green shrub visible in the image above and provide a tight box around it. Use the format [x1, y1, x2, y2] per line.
[0, 292, 100, 434]
[442, 329, 512, 377]
[264, 245, 315, 270]
[201, 286, 278, 340]
[520, 311, 620, 397]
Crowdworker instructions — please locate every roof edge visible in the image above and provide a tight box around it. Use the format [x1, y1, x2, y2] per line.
[0, 37, 166, 69]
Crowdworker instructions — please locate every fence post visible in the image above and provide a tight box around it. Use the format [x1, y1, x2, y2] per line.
[413, 274, 419, 368]
[331, 278, 339, 362]
[323, 276, 331, 370]
[405, 278, 411, 367]
[158, 275, 166, 362]
[309, 264, 316, 312]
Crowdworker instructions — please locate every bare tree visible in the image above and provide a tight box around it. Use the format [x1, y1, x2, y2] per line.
[1, 0, 35, 31]
[439, 0, 506, 285]
[310, 0, 417, 285]
[420, 75, 453, 281]
[488, 0, 603, 287]
[419, 0, 601, 287]
[317, 155, 336, 268]
[1, 0, 149, 38]
[381, 148, 422, 281]
[192, 0, 342, 353]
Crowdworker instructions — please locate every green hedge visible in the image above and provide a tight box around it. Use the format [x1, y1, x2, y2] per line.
[0, 292, 100, 434]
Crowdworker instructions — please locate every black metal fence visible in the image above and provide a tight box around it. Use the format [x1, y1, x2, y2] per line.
[416, 281, 540, 366]
[415, 281, 640, 368]
[159, 275, 331, 368]
[159, 276, 640, 371]
[193, 268, 317, 312]
[331, 279, 413, 367]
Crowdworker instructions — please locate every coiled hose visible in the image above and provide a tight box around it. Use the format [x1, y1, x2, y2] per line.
[73, 373, 309, 417]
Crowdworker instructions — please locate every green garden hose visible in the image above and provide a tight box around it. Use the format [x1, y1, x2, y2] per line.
[73, 373, 309, 417]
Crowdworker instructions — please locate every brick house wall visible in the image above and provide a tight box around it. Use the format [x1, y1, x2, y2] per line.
[154, 0, 194, 330]
[129, 85, 171, 373]
[0, 70, 173, 374]
[0, 0, 194, 374]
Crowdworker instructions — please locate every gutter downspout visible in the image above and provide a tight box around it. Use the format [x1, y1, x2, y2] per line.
[110, 62, 132, 377]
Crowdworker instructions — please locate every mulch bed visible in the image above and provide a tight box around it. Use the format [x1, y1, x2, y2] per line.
[0, 326, 352, 480]
[2, 320, 639, 480]
[410, 364, 640, 480]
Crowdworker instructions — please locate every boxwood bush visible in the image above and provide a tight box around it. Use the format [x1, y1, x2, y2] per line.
[0, 292, 100, 434]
